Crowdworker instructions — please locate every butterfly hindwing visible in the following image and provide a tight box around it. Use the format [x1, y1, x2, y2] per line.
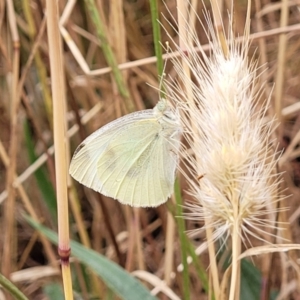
[96, 118, 163, 206]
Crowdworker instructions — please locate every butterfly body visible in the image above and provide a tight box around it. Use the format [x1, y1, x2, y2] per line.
[69, 100, 181, 207]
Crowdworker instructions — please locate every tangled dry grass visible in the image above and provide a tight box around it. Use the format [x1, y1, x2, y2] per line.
[1, 0, 300, 299]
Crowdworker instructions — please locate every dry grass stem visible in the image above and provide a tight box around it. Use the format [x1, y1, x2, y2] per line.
[1, 1, 300, 299]
[46, 0, 73, 298]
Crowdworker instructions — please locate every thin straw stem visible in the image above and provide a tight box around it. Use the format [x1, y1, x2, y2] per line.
[45, 0, 73, 298]
[2, 0, 20, 280]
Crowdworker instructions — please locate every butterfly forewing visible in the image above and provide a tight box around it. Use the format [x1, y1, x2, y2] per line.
[69, 110, 154, 191]
[69, 103, 181, 207]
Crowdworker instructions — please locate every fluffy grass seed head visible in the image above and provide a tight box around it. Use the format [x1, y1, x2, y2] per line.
[165, 11, 284, 245]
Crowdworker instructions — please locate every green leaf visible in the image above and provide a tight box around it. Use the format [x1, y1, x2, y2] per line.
[23, 120, 57, 222]
[240, 259, 261, 300]
[43, 283, 64, 300]
[220, 247, 262, 299]
[26, 216, 158, 300]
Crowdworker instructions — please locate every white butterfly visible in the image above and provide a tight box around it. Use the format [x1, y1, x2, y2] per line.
[69, 100, 181, 207]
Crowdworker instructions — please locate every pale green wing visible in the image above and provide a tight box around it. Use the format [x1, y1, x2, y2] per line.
[69, 106, 181, 207]
[69, 109, 154, 193]
[96, 119, 179, 206]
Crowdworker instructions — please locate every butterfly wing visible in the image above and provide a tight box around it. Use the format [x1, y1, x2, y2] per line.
[69, 110, 153, 194]
[131, 132, 179, 206]
[69, 109, 179, 206]
[96, 120, 180, 206]
[69, 107, 181, 207]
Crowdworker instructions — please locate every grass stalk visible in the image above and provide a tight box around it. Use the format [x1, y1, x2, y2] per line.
[164, 209, 175, 285]
[274, 0, 288, 139]
[229, 220, 241, 300]
[186, 240, 209, 294]
[151, 0, 171, 286]
[205, 224, 220, 298]
[176, 0, 207, 299]
[174, 179, 190, 300]
[2, 0, 20, 282]
[45, 0, 73, 298]
[22, 0, 53, 124]
[83, 0, 134, 112]
[149, 0, 163, 76]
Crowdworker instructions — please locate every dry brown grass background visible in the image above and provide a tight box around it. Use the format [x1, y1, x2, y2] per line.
[1, 0, 300, 299]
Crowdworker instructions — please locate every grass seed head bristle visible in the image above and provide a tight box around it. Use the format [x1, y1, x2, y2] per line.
[165, 8, 284, 244]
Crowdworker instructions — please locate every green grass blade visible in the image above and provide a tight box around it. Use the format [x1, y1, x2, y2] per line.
[26, 216, 158, 300]
[83, 0, 133, 112]
[0, 272, 29, 300]
[186, 239, 209, 293]
[23, 120, 57, 222]
[149, 0, 163, 76]
[174, 179, 190, 300]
